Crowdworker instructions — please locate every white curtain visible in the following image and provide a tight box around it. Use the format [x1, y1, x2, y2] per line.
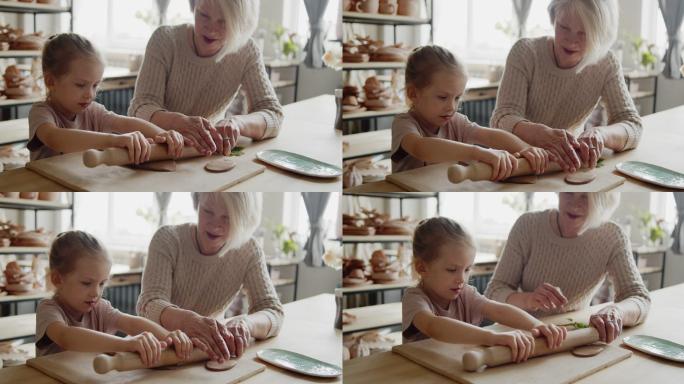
[301, 192, 331, 267]
[156, 0, 171, 26]
[303, 0, 331, 68]
[658, 0, 684, 79]
[154, 192, 172, 227]
[513, 0, 533, 38]
[673, 193, 684, 254]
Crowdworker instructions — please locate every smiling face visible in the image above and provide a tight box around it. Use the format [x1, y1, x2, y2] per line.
[558, 192, 590, 237]
[52, 255, 110, 315]
[45, 57, 103, 119]
[192, 0, 227, 57]
[416, 240, 475, 309]
[197, 195, 230, 254]
[408, 69, 467, 131]
[553, 8, 587, 69]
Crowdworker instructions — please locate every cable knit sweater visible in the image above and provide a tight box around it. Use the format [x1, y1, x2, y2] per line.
[128, 24, 284, 139]
[490, 37, 642, 151]
[484, 210, 650, 322]
[136, 223, 284, 338]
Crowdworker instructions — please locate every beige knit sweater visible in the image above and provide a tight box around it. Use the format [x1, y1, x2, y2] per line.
[484, 210, 650, 322]
[128, 24, 284, 139]
[136, 224, 284, 338]
[490, 37, 642, 151]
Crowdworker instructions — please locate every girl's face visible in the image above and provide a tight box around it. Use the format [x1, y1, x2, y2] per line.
[408, 69, 466, 130]
[193, 0, 227, 57]
[553, 9, 587, 69]
[558, 192, 590, 236]
[416, 241, 475, 308]
[52, 255, 110, 314]
[46, 57, 103, 119]
[197, 196, 230, 254]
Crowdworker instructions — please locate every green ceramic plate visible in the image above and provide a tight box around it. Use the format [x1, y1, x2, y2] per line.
[256, 348, 342, 378]
[615, 161, 684, 189]
[256, 150, 342, 178]
[623, 335, 684, 363]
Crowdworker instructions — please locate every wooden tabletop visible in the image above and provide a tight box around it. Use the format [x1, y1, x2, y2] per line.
[343, 302, 401, 334]
[343, 130, 392, 160]
[0, 95, 341, 192]
[0, 293, 341, 382]
[345, 105, 684, 192]
[0, 314, 36, 342]
[0, 118, 29, 145]
[343, 283, 684, 383]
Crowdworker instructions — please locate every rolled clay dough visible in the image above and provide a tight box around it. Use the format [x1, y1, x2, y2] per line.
[205, 158, 236, 173]
[505, 175, 538, 184]
[205, 359, 238, 371]
[572, 342, 607, 357]
[131, 160, 177, 172]
[564, 170, 597, 185]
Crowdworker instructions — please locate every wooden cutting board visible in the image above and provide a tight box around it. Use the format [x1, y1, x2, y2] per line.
[392, 339, 631, 384]
[25, 152, 264, 191]
[27, 351, 265, 384]
[386, 163, 625, 192]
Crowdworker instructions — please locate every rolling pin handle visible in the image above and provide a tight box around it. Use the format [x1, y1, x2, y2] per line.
[462, 350, 486, 372]
[93, 354, 115, 374]
[83, 149, 102, 168]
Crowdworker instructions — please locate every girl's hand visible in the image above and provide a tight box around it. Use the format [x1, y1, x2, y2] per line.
[175, 115, 218, 156]
[590, 305, 624, 343]
[153, 130, 186, 159]
[479, 148, 518, 181]
[531, 323, 567, 349]
[577, 129, 605, 169]
[115, 131, 152, 164]
[164, 329, 194, 360]
[214, 118, 242, 156]
[126, 331, 167, 367]
[515, 146, 550, 175]
[524, 282, 568, 311]
[489, 330, 535, 363]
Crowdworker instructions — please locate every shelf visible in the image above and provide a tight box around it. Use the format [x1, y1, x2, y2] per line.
[0, 246, 49, 254]
[272, 80, 296, 89]
[633, 245, 670, 254]
[631, 91, 655, 100]
[0, 313, 36, 342]
[342, 235, 412, 243]
[0, 197, 70, 210]
[0, 50, 42, 58]
[0, 117, 28, 144]
[343, 302, 401, 333]
[639, 266, 663, 275]
[0, 290, 51, 303]
[264, 59, 302, 68]
[343, 62, 406, 70]
[340, 280, 416, 294]
[343, 11, 431, 25]
[343, 130, 391, 160]
[343, 106, 409, 121]
[0, 96, 43, 107]
[267, 256, 304, 267]
[272, 278, 296, 287]
[343, 192, 437, 199]
[0, 2, 71, 14]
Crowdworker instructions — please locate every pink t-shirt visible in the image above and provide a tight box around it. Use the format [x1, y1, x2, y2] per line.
[28, 101, 117, 161]
[35, 296, 123, 356]
[391, 111, 481, 173]
[402, 283, 488, 343]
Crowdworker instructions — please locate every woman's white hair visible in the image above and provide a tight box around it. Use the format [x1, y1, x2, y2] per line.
[192, 192, 262, 250]
[189, 0, 260, 60]
[582, 192, 620, 232]
[548, 0, 618, 73]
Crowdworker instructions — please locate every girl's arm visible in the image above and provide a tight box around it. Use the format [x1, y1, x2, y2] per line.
[35, 122, 121, 154]
[481, 299, 541, 330]
[412, 310, 497, 345]
[116, 312, 170, 340]
[108, 115, 166, 137]
[471, 127, 533, 154]
[45, 321, 131, 353]
[401, 133, 489, 165]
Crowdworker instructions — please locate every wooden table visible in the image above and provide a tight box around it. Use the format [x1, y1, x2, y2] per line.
[0, 95, 341, 192]
[344, 283, 684, 383]
[345, 105, 684, 192]
[343, 130, 391, 161]
[0, 314, 35, 342]
[0, 118, 28, 145]
[343, 302, 401, 334]
[0, 293, 341, 382]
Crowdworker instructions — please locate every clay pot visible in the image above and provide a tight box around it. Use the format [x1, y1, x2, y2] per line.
[355, 0, 379, 14]
[2, 192, 20, 199]
[38, 192, 60, 202]
[19, 192, 38, 200]
[343, 0, 354, 11]
[379, 0, 397, 14]
[398, 0, 420, 17]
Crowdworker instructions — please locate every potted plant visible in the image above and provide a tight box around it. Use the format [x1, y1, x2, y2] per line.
[630, 36, 657, 72]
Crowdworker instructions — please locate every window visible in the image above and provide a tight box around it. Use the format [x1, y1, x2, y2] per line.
[285, 193, 340, 243]
[166, 192, 198, 226]
[285, 0, 341, 42]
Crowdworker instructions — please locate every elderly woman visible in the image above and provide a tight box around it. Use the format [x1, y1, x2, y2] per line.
[484, 193, 650, 343]
[137, 193, 283, 364]
[491, 0, 642, 173]
[128, 0, 283, 157]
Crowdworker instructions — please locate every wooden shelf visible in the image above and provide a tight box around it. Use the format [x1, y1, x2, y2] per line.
[0, 2, 71, 14]
[0, 50, 42, 58]
[0, 290, 51, 303]
[343, 11, 430, 25]
[342, 235, 412, 243]
[343, 302, 401, 333]
[639, 266, 663, 275]
[267, 256, 304, 267]
[272, 278, 296, 287]
[631, 91, 655, 99]
[343, 191, 437, 199]
[343, 130, 391, 160]
[272, 80, 297, 89]
[0, 117, 28, 144]
[633, 245, 670, 254]
[0, 197, 69, 210]
[0, 313, 36, 341]
[340, 280, 416, 294]
[343, 106, 408, 121]
[0, 246, 49, 254]
[343, 62, 406, 70]
[0, 96, 43, 107]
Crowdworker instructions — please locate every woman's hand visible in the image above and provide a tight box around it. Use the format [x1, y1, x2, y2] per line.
[214, 118, 242, 156]
[523, 283, 568, 311]
[125, 331, 167, 367]
[489, 330, 535, 363]
[520, 124, 581, 172]
[590, 305, 624, 343]
[222, 317, 252, 358]
[153, 130, 186, 159]
[163, 329, 194, 360]
[577, 129, 606, 169]
[531, 323, 567, 349]
[114, 131, 152, 164]
[175, 115, 219, 156]
[478, 148, 518, 181]
[180, 314, 233, 363]
[515, 146, 551, 175]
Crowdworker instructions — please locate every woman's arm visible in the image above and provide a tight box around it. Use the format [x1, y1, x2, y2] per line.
[484, 215, 530, 304]
[243, 240, 284, 340]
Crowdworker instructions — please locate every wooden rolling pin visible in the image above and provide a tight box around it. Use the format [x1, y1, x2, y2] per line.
[462, 327, 600, 372]
[93, 349, 209, 374]
[447, 158, 566, 184]
[83, 145, 206, 168]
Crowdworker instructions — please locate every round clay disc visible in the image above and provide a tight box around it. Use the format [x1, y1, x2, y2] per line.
[204, 158, 236, 173]
[205, 359, 238, 371]
[565, 170, 597, 185]
[571, 342, 607, 357]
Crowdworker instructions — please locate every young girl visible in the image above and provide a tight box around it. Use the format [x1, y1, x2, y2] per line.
[392, 45, 553, 179]
[36, 231, 195, 366]
[28, 33, 185, 163]
[403, 217, 568, 363]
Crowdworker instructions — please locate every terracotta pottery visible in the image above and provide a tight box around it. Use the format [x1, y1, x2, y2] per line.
[19, 192, 38, 200]
[379, 0, 397, 15]
[398, 0, 420, 17]
[355, 0, 379, 14]
[38, 192, 61, 202]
